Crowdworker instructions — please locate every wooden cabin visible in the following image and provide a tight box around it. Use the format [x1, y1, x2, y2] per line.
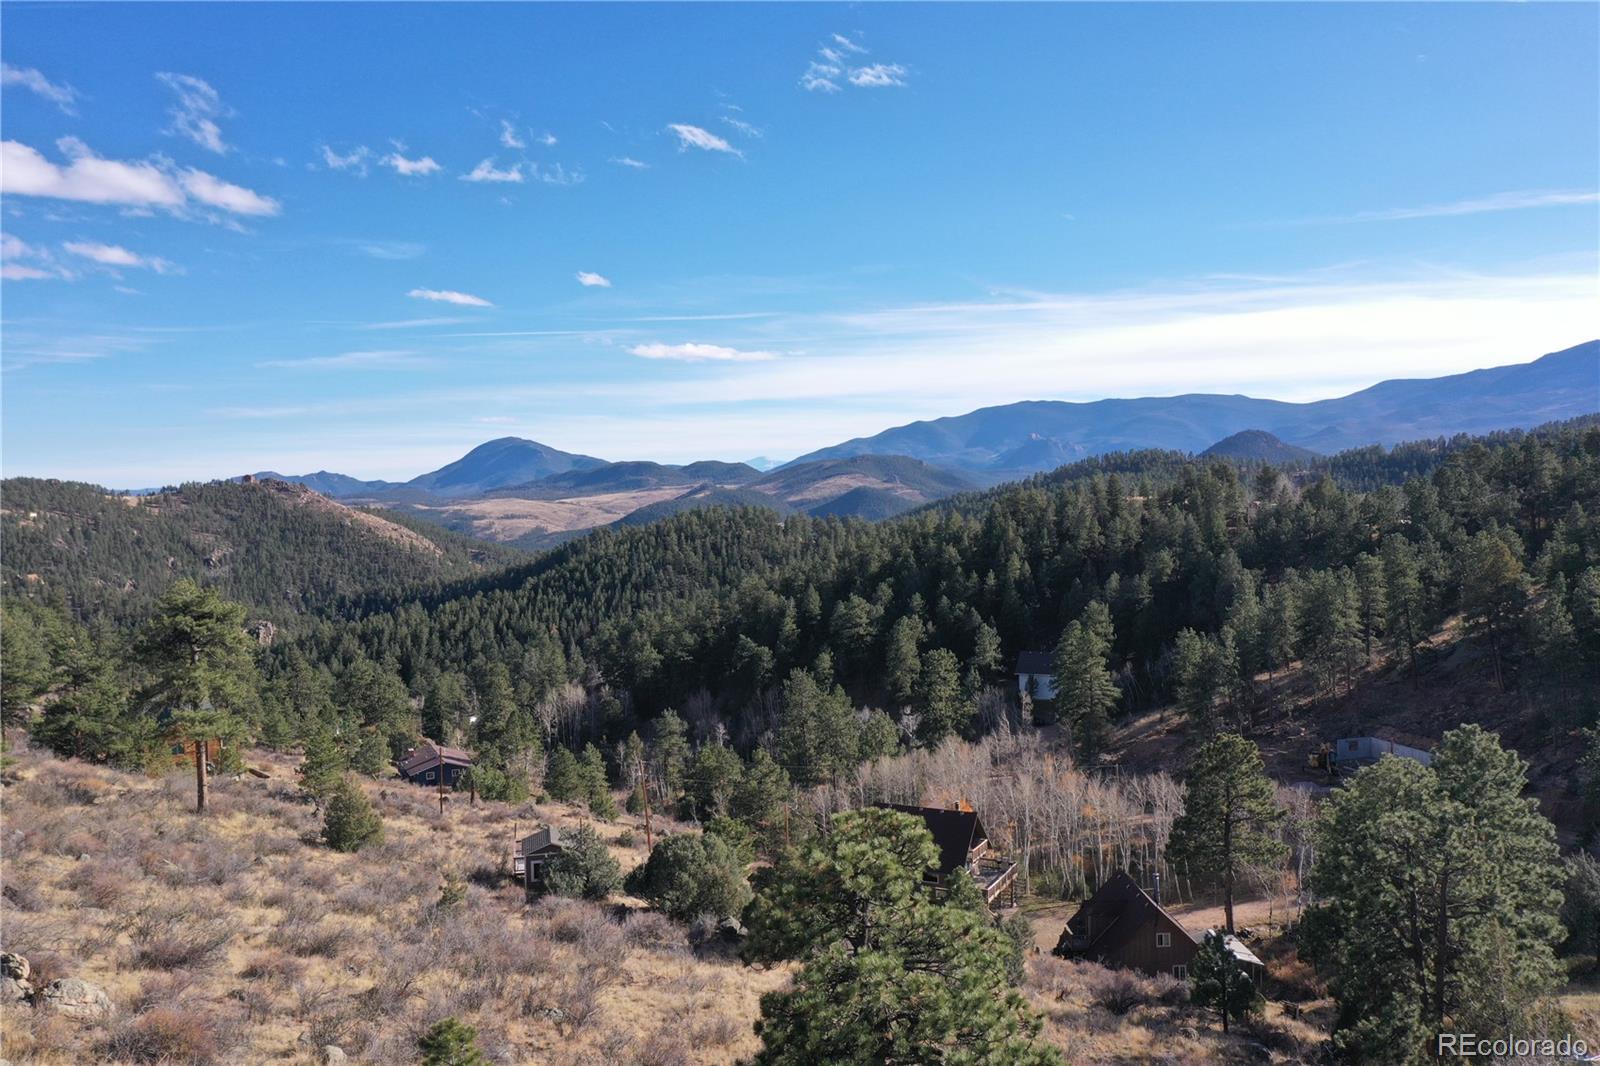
[1309, 728, 1437, 776]
[1014, 651, 1057, 701]
[1054, 871, 1199, 979]
[514, 827, 564, 894]
[876, 802, 1019, 906]
[169, 737, 222, 768]
[396, 740, 474, 788]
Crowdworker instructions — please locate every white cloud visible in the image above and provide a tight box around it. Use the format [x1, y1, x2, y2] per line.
[352, 239, 425, 260]
[1, 64, 78, 114]
[667, 124, 742, 157]
[848, 63, 908, 88]
[576, 271, 612, 288]
[800, 62, 842, 93]
[538, 132, 558, 147]
[0, 137, 279, 220]
[722, 116, 763, 138]
[499, 120, 525, 149]
[362, 316, 470, 330]
[63, 240, 177, 273]
[178, 168, 280, 216]
[1306, 189, 1600, 224]
[408, 288, 492, 307]
[611, 156, 651, 169]
[802, 34, 909, 92]
[156, 72, 231, 154]
[462, 158, 524, 183]
[321, 144, 372, 176]
[628, 342, 777, 362]
[0, 232, 69, 280]
[528, 162, 583, 186]
[258, 349, 423, 370]
[382, 152, 442, 177]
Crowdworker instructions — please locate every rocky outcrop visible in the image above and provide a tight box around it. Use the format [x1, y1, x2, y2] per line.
[37, 977, 114, 1020]
[0, 954, 33, 1003]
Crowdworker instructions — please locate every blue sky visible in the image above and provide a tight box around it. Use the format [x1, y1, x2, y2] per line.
[2, 2, 1596, 485]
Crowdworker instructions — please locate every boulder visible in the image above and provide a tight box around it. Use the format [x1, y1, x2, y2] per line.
[0, 976, 32, 1003]
[38, 978, 113, 1020]
[319, 1046, 348, 1064]
[0, 953, 28, 981]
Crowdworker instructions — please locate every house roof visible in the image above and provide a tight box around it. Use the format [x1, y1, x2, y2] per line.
[1211, 931, 1264, 968]
[1368, 728, 1438, 752]
[1015, 651, 1053, 675]
[877, 803, 989, 876]
[1065, 872, 1198, 958]
[396, 739, 474, 777]
[518, 826, 563, 856]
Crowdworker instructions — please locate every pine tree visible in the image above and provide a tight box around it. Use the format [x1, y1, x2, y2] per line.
[776, 669, 859, 785]
[352, 730, 389, 777]
[650, 709, 691, 803]
[624, 831, 751, 921]
[321, 775, 384, 852]
[1306, 725, 1563, 1062]
[579, 743, 617, 819]
[1380, 536, 1425, 678]
[1189, 929, 1260, 1033]
[1165, 733, 1286, 933]
[544, 745, 585, 803]
[136, 580, 259, 813]
[544, 823, 622, 900]
[1051, 602, 1118, 761]
[744, 808, 1060, 1065]
[915, 648, 965, 746]
[417, 1017, 489, 1066]
[298, 725, 347, 808]
[1353, 553, 1387, 665]
[885, 615, 923, 707]
[1458, 531, 1530, 691]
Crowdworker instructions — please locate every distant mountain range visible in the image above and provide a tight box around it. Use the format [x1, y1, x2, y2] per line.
[240, 339, 1595, 545]
[787, 340, 1599, 479]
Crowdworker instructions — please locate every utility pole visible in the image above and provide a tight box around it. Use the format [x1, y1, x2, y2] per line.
[636, 746, 654, 850]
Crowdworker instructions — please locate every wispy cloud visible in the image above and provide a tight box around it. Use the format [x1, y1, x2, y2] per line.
[801, 32, 909, 92]
[611, 156, 650, 170]
[498, 120, 525, 149]
[156, 72, 231, 154]
[0, 137, 280, 219]
[667, 124, 742, 157]
[351, 239, 425, 261]
[1303, 189, 1600, 224]
[528, 162, 583, 186]
[538, 132, 558, 147]
[462, 158, 523, 183]
[382, 151, 442, 177]
[362, 316, 470, 330]
[576, 271, 612, 288]
[320, 144, 372, 176]
[1, 232, 71, 281]
[628, 342, 777, 362]
[1, 329, 151, 370]
[258, 349, 425, 371]
[408, 287, 492, 307]
[63, 240, 178, 274]
[722, 115, 763, 138]
[1, 64, 78, 114]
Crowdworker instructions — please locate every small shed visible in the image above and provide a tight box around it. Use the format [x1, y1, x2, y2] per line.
[1055, 871, 1199, 980]
[876, 802, 1018, 905]
[1014, 651, 1056, 701]
[396, 740, 474, 788]
[514, 826, 564, 893]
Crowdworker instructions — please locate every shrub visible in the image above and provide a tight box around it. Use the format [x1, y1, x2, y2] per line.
[102, 1006, 223, 1065]
[417, 1016, 489, 1066]
[457, 764, 527, 803]
[130, 908, 236, 971]
[321, 776, 384, 852]
[624, 832, 750, 922]
[1090, 968, 1150, 1016]
[544, 824, 621, 901]
[544, 748, 584, 803]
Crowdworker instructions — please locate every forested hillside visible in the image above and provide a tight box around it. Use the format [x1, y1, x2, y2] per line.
[0, 477, 522, 628]
[254, 421, 1600, 779]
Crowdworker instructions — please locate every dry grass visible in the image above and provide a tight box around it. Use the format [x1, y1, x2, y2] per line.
[0, 738, 777, 1064]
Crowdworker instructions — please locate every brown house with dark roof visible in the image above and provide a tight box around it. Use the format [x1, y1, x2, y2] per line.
[1054, 872, 1199, 979]
[877, 802, 1019, 905]
[396, 740, 474, 788]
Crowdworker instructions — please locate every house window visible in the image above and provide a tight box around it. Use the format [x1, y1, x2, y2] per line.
[424, 771, 435, 782]
[1173, 965, 1187, 980]
[1155, 932, 1171, 948]
[1346, 740, 1359, 752]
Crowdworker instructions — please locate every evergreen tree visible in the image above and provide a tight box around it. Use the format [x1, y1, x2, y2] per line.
[1171, 628, 1218, 732]
[135, 580, 259, 814]
[1561, 852, 1600, 972]
[1189, 929, 1261, 1033]
[1165, 733, 1286, 933]
[417, 1017, 489, 1066]
[1353, 553, 1387, 664]
[421, 672, 470, 746]
[776, 668, 859, 785]
[544, 823, 622, 900]
[298, 725, 347, 808]
[684, 742, 744, 822]
[1457, 531, 1530, 690]
[1380, 536, 1425, 678]
[352, 730, 389, 777]
[732, 749, 793, 855]
[857, 709, 900, 762]
[884, 615, 923, 707]
[650, 709, 691, 803]
[914, 648, 965, 746]
[1051, 602, 1118, 761]
[1305, 725, 1563, 1063]
[625, 831, 751, 921]
[321, 776, 384, 852]
[1298, 568, 1360, 696]
[1572, 566, 1600, 673]
[544, 745, 585, 803]
[744, 808, 1060, 1066]
[579, 742, 617, 819]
